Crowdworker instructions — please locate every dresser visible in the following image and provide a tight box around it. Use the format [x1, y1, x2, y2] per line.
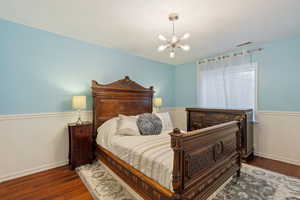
[68, 121, 93, 169]
[186, 108, 254, 160]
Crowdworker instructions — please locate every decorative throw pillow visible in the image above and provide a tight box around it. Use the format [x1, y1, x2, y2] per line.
[96, 117, 119, 149]
[137, 113, 162, 135]
[116, 114, 140, 136]
[154, 112, 174, 132]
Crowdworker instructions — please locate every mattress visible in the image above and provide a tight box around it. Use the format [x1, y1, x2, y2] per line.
[97, 132, 174, 190]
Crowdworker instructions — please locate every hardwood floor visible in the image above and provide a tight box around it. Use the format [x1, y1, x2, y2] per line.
[0, 166, 92, 200]
[247, 156, 300, 179]
[0, 156, 299, 200]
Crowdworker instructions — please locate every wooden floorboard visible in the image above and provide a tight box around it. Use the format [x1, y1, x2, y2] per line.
[247, 156, 300, 179]
[0, 156, 299, 200]
[0, 166, 92, 200]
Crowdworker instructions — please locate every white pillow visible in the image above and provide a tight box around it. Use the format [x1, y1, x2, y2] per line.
[116, 114, 140, 136]
[96, 117, 119, 149]
[154, 112, 174, 132]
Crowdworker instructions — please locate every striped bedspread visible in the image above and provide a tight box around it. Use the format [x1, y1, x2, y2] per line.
[109, 133, 174, 190]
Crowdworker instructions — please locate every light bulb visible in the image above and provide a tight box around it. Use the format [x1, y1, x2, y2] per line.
[171, 35, 178, 43]
[181, 33, 190, 40]
[158, 45, 165, 52]
[170, 51, 175, 58]
[181, 45, 190, 51]
[158, 34, 167, 41]
[157, 45, 169, 52]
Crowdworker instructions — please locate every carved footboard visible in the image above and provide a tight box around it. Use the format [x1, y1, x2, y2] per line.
[170, 121, 241, 200]
[95, 121, 241, 200]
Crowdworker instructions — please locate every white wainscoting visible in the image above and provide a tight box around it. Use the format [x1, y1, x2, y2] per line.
[1, 108, 299, 183]
[0, 111, 92, 183]
[161, 107, 187, 131]
[164, 107, 300, 166]
[254, 111, 300, 166]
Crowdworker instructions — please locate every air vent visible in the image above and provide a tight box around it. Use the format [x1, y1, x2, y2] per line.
[236, 42, 253, 47]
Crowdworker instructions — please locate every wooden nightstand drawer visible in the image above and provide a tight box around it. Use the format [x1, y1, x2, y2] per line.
[72, 126, 91, 135]
[68, 122, 93, 169]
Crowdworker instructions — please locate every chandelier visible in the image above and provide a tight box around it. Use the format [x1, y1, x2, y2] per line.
[157, 13, 190, 58]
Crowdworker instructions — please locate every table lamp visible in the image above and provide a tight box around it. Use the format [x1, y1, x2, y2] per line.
[72, 96, 86, 124]
[153, 97, 162, 112]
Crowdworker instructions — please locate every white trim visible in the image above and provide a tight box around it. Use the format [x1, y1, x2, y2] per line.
[165, 108, 300, 116]
[0, 160, 68, 183]
[257, 110, 300, 117]
[253, 62, 258, 120]
[0, 110, 92, 121]
[196, 60, 201, 106]
[254, 151, 300, 166]
[5, 109, 299, 121]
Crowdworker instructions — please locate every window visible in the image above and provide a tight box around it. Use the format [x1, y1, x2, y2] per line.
[197, 60, 257, 110]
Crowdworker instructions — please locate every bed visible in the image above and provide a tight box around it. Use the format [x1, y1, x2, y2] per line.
[92, 76, 241, 200]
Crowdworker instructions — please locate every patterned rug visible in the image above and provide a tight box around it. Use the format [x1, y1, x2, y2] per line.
[77, 162, 300, 200]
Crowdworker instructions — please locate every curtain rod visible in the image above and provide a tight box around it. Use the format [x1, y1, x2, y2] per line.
[198, 48, 263, 65]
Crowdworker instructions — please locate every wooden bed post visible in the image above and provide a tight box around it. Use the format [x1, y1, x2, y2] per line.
[236, 119, 243, 178]
[170, 128, 184, 200]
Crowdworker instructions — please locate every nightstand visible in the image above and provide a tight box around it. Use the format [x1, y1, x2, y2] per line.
[68, 121, 93, 169]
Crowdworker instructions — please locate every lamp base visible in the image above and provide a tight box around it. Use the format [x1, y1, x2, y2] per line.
[153, 107, 161, 113]
[76, 117, 83, 125]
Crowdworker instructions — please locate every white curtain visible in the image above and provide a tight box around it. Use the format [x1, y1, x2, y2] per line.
[197, 55, 257, 110]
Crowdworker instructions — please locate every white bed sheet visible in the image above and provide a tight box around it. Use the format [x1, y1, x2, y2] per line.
[97, 131, 174, 190]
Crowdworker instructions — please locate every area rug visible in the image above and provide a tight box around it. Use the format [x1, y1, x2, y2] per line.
[77, 162, 300, 200]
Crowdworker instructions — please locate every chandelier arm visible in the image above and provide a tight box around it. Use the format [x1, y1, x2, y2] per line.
[172, 21, 175, 35]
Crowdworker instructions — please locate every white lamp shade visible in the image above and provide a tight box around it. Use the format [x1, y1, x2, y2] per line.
[153, 97, 162, 107]
[72, 96, 86, 109]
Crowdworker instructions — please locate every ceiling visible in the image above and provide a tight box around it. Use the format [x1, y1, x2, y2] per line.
[0, 0, 300, 65]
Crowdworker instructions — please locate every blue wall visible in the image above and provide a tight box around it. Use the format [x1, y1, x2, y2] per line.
[253, 37, 300, 111]
[174, 62, 197, 107]
[174, 36, 300, 111]
[1, 18, 300, 114]
[0, 19, 175, 115]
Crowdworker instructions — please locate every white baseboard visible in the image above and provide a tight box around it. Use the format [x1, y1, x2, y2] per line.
[254, 152, 300, 166]
[0, 160, 68, 183]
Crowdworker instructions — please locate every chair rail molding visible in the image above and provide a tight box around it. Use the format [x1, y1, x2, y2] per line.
[0, 110, 92, 121]
[256, 110, 300, 117]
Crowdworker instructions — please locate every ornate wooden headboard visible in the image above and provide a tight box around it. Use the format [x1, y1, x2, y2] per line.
[91, 76, 154, 139]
